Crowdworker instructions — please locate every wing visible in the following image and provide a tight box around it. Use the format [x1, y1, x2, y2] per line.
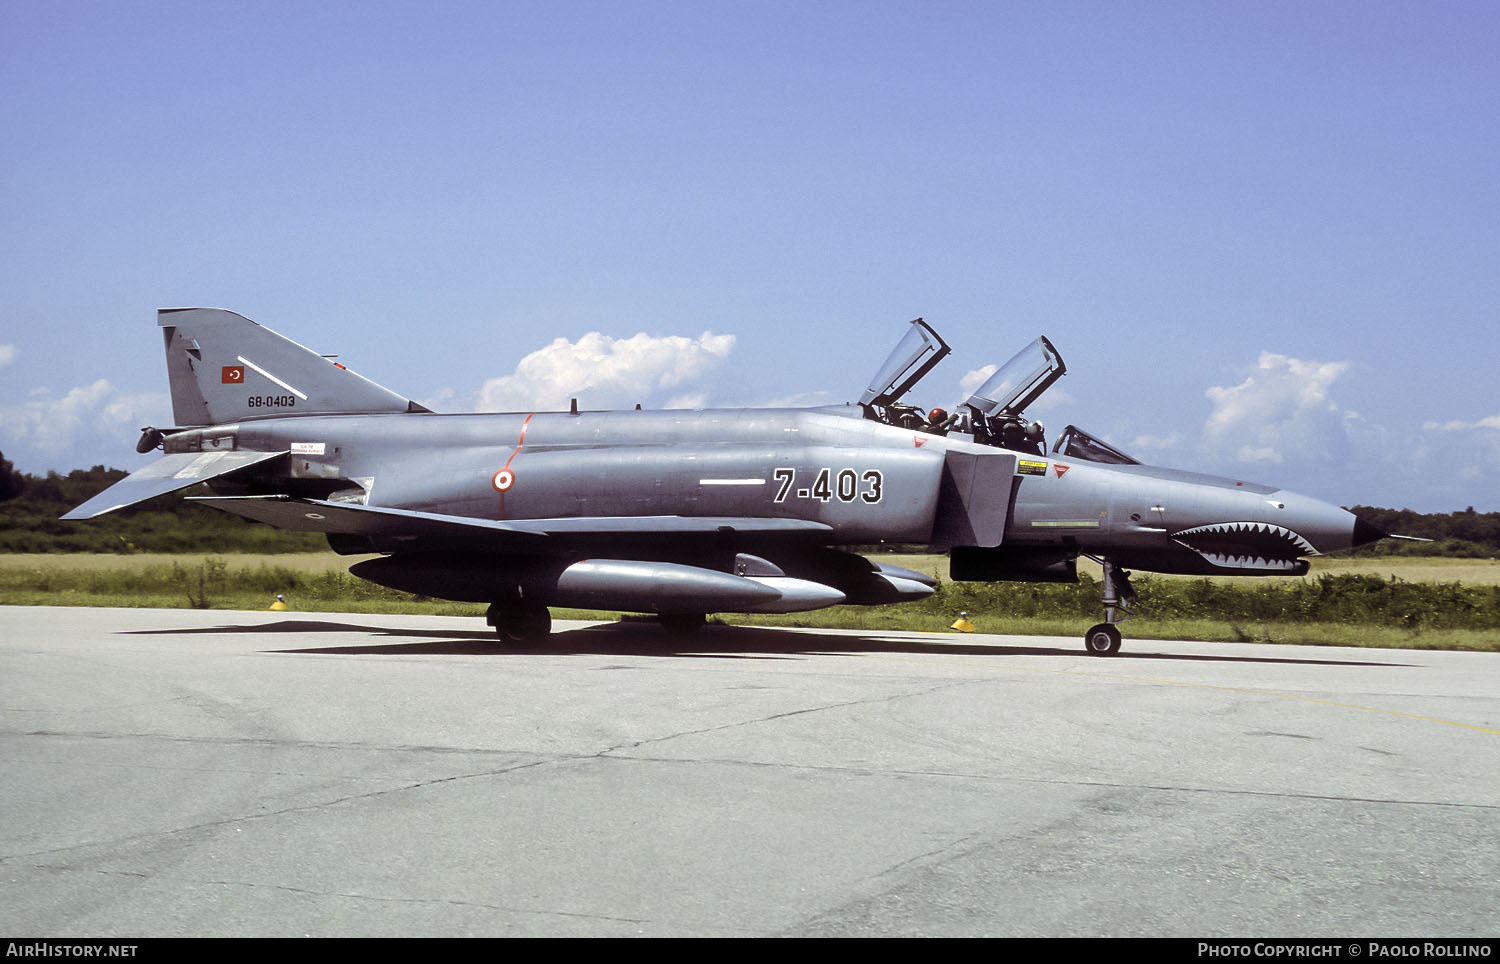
[61, 451, 289, 520]
[189, 495, 834, 550]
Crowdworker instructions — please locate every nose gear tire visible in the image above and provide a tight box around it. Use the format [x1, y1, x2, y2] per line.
[1084, 623, 1122, 656]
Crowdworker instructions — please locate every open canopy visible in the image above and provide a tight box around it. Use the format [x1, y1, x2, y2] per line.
[859, 318, 950, 409]
[962, 336, 1065, 418]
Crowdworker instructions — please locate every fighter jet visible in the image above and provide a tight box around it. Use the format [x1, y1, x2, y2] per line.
[63, 309, 1385, 654]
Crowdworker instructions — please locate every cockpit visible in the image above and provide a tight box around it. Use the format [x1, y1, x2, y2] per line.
[860, 319, 1140, 465]
[1049, 424, 1139, 464]
[858, 318, 952, 432]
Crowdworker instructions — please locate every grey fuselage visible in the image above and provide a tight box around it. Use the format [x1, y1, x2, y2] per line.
[173, 402, 1364, 579]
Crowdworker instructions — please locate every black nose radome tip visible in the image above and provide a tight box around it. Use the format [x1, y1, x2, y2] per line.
[1352, 516, 1388, 548]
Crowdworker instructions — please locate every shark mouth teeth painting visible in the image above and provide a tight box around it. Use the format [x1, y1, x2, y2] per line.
[1171, 522, 1317, 571]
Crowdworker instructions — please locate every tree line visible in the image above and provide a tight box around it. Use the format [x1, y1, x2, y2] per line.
[1346, 505, 1500, 557]
[0, 458, 323, 553]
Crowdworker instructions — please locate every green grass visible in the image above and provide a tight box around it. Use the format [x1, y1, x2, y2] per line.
[0, 557, 609, 621]
[0, 551, 380, 571]
[876, 551, 1500, 586]
[2, 553, 1497, 652]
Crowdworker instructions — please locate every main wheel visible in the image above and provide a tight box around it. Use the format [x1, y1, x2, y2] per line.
[659, 612, 707, 636]
[1083, 622, 1122, 656]
[487, 600, 551, 644]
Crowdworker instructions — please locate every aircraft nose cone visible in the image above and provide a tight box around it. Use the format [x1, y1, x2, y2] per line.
[1262, 490, 1369, 555]
[1352, 515, 1388, 548]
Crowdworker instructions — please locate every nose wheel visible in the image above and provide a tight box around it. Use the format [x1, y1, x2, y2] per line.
[1082, 556, 1135, 657]
[1084, 622, 1122, 655]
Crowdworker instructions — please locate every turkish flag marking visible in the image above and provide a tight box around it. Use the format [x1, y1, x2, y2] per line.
[221, 366, 244, 384]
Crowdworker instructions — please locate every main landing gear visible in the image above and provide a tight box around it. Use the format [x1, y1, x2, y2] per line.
[487, 598, 551, 643]
[486, 600, 710, 643]
[1082, 556, 1136, 657]
[659, 612, 707, 636]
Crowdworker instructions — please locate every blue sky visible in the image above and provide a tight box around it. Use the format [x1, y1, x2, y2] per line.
[2, 1, 1496, 511]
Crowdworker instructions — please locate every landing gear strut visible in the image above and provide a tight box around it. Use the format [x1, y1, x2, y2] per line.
[1082, 556, 1136, 656]
[487, 597, 551, 644]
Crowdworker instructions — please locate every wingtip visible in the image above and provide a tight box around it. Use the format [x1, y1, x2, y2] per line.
[59, 505, 119, 521]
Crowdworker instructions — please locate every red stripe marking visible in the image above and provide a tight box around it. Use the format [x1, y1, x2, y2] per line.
[497, 413, 534, 521]
[504, 413, 534, 471]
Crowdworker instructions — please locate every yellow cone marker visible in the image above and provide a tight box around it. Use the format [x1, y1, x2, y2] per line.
[950, 611, 974, 633]
[269, 594, 287, 612]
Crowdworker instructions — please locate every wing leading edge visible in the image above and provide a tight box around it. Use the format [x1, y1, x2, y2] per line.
[59, 451, 290, 520]
[190, 495, 835, 548]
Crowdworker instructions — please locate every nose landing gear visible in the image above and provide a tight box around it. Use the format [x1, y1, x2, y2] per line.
[1082, 557, 1136, 656]
[1085, 622, 1122, 655]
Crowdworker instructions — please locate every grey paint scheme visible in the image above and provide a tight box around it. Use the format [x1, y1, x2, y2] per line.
[64, 308, 1378, 649]
[159, 307, 422, 426]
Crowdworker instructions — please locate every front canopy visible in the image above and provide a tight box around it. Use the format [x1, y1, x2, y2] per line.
[859, 318, 950, 409]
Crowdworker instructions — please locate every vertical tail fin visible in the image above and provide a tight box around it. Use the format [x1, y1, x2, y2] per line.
[158, 308, 430, 426]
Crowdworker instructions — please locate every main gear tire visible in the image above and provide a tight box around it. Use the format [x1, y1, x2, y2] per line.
[660, 613, 707, 636]
[488, 600, 551, 644]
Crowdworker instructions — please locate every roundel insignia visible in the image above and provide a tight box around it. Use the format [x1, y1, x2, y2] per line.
[492, 469, 515, 492]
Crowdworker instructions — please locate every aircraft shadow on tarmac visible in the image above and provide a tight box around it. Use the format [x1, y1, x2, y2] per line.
[122, 619, 1410, 667]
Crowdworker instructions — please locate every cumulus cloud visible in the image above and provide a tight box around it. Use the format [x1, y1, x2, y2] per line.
[416, 386, 460, 413]
[0, 380, 169, 455]
[957, 365, 997, 400]
[0, 345, 13, 367]
[1186, 353, 1495, 508]
[759, 390, 834, 408]
[953, 364, 1071, 413]
[478, 331, 736, 412]
[1413, 414, 1500, 494]
[1129, 432, 1182, 452]
[1203, 353, 1354, 465]
[1423, 414, 1500, 433]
